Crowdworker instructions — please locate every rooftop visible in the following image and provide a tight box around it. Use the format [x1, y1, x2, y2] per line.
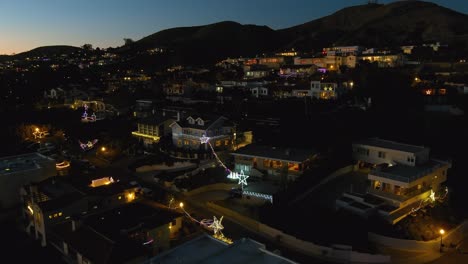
[37, 192, 84, 212]
[144, 233, 296, 264]
[370, 160, 445, 183]
[0, 152, 54, 176]
[174, 115, 227, 130]
[231, 144, 314, 163]
[51, 221, 147, 264]
[85, 202, 182, 240]
[353, 138, 428, 154]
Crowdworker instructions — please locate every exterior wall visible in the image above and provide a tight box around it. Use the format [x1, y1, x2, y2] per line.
[258, 57, 284, 69]
[368, 163, 449, 206]
[233, 155, 303, 180]
[245, 71, 269, 79]
[147, 223, 171, 253]
[358, 54, 405, 68]
[251, 87, 268, 98]
[0, 163, 56, 209]
[310, 81, 338, 99]
[352, 143, 429, 166]
[171, 118, 234, 150]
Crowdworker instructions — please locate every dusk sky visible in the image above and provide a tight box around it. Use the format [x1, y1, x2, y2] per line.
[1, 0, 467, 55]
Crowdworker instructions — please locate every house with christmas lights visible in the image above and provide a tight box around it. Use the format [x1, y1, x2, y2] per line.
[336, 138, 451, 224]
[20, 176, 141, 246]
[48, 202, 184, 263]
[0, 152, 56, 209]
[170, 115, 235, 150]
[132, 115, 175, 147]
[291, 81, 338, 100]
[230, 144, 316, 182]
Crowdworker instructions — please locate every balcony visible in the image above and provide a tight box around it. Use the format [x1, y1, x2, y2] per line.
[368, 185, 431, 203]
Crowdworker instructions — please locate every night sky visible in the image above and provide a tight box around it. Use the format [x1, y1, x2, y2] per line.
[1, 0, 467, 54]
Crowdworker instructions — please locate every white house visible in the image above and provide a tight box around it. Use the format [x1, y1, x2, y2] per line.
[170, 115, 234, 150]
[342, 138, 451, 224]
[250, 87, 268, 98]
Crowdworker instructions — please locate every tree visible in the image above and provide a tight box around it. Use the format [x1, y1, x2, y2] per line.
[123, 38, 134, 46]
[81, 44, 93, 50]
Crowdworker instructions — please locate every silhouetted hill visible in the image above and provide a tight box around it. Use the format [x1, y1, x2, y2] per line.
[7, 45, 81, 60]
[119, 21, 284, 65]
[3, 1, 468, 66]
[280, 1, 468, 50]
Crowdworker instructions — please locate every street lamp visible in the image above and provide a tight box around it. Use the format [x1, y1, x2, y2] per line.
[439, 229, 445, 253]
[179, 202, 184, 208]
[101, 146, 106, 152]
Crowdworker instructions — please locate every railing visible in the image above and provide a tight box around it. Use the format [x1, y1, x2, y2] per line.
[368, 185, 431, 202]
[370, 162, 443, 183]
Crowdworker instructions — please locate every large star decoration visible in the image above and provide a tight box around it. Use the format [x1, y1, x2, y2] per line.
[200, 135, 210, 144]
[237, 170, 249, 187]
[209, 216, 224, 235]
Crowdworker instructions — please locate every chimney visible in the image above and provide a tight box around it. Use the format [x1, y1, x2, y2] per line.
[176, 112, 180, 122]
[71, 220, 76, 231]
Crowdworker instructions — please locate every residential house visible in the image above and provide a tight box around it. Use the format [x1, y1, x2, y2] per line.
[358, 53, 406, 68]
[0, 153, 56, 209]
[250, 87, 268, 98]
[170, 115, 235, 150]
[20, 177, 141, 246]
[258, 57, 285, 69]
[230, 144, 315, 181]
[132, 114, 175, 147]
[342, 138, 451, 224]
[133, 99, 156, 118]
[48, 202, 183, 264]
[291, 81, 338, 100]
[323, 46, 364, 56]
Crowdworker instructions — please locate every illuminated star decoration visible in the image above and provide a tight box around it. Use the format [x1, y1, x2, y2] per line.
[200, 134, 210, 144]
[208, 216, 224, 236]
[79, 139, 99, 151]
[429, 189, 436, 202]
[237, 170, 249, 188]
[33, 129, 48, 139]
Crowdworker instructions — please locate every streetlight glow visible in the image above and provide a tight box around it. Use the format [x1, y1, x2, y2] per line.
[179, 202, 184, 208]
[439, 229, 445, 253]
[101, 147, 106, 152]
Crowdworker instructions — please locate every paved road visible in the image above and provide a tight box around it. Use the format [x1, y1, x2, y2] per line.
[428, 238, 468, 264]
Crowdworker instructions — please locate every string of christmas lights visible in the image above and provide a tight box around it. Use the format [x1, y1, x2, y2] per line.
[171, 200, 232, 244]
[200, 135, 249, 190]
[410, 187, 448, 214]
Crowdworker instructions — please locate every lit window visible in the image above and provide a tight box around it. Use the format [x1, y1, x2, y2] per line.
[49, 215, 52, 219]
